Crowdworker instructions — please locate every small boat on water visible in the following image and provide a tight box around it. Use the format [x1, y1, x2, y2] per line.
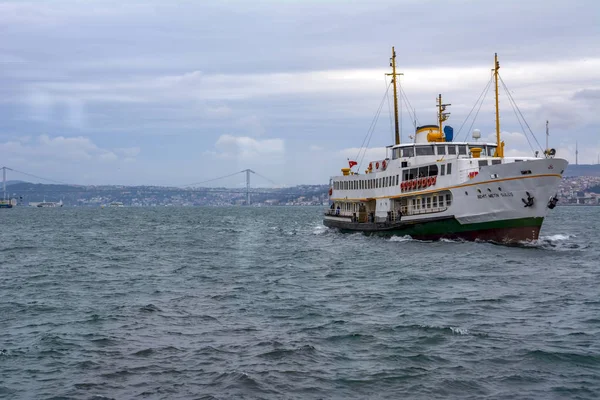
[323, 48, 566, 243]
[30, 199, 63, 208]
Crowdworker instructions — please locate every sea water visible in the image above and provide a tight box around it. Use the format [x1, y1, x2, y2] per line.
[1, 206, 599, 399]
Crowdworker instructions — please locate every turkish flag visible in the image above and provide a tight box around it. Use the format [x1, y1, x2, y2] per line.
[348, 160, 358, 168]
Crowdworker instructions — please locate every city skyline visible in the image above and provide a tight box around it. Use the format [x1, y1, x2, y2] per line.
[1, 0, 599, 186]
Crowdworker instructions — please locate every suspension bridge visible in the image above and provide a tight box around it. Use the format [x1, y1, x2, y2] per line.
[1, 166, 312, 206]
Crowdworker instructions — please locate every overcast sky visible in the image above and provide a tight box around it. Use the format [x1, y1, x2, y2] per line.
[1, 0, 599, 187]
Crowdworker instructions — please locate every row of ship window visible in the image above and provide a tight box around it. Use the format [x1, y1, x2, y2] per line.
[333, 175, 401, 191]
[333, 157, 504, 191]
[334, 193, 453, 212]
[392, 144, 498, 159]
[334, 162, 454, 191]
[412, 194, 453, 210]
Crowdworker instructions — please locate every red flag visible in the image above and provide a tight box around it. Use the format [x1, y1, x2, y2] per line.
[348, 160, 357, 168]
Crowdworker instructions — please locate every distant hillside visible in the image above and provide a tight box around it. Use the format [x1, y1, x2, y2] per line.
[4, 180, 26, 186]
[2, 181, 328, 207]
[565, 164, 600, 177]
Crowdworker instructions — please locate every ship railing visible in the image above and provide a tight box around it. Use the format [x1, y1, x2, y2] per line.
[324, 209, 354, 217]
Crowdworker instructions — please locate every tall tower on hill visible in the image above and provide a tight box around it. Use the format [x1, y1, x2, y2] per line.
[576, 141, 579, 165]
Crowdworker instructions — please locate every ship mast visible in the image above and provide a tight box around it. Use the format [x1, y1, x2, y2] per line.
[546, 120, 549, 152]
[387, 47, 403, 145]
[437, 94, 450, 136]
[493, 53, 504, 157]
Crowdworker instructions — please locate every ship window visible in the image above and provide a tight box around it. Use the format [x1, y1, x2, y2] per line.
[437, 145, 446, 155]
[401, 161, 408, 168]
[488, 146, 497, 156]
[478, 160, 488, 168]
[418, 166, 428, 178]
[433, 196, 438, 207]
[458, 145, 467, 155]
[492, 159, 501, 165]
[447, 146, 457, 155]
[428, 165, 439, 176]
[416, 145, 435, 156]
[427, 197, 431, 208]
[521, 170, 532, 175]
[446, 193, 452, 206]
[402, 147, 415, 157]
[447, 163, 452, 174]
[440, 164, 446, 176]
[396, 175, 399, 185]
[439, 195, 444, 207]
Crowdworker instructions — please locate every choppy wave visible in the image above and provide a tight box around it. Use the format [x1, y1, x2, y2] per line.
[0, 206, 598, 399]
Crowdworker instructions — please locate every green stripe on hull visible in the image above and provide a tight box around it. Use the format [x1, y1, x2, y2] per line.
[340, 217, 544, 241]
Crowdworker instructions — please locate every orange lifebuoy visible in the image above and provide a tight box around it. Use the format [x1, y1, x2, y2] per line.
[428, 177, 433, 186]
[376, 162, 380, 169]
[432, 176, 437, 185]
[412, 180, 416, 189]
[400, 182, 405, 191]
[369, 162, 373, 170]
[382, 160, 387, 170]
[420, 178, 425, 188]
[328, 188, 333, 196]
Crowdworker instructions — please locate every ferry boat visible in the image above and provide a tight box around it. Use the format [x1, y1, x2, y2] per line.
[323, 49, 566, 243]
[32, 199, 63, 208]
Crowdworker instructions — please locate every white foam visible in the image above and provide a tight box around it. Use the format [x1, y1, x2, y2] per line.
[440, 237, 465, 243]
[541, 234, 572, 241]
[313, 225, 328, 235]
[450, 327, 469, 335]
[389, 235, 413, 242]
